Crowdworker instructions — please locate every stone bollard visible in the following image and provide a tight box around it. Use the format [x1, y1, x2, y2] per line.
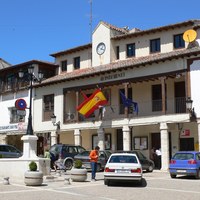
[3, 177, 10, 185]
[64, 177, 71, 185]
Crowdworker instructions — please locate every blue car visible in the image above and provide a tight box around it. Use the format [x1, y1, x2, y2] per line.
[169, 151, 200, 179]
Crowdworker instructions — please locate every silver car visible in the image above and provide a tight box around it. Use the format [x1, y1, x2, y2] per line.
[74, 150, 112, 172]
[0, 144, 22, 158]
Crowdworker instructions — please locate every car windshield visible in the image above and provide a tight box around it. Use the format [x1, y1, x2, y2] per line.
[173, 153, 194, 160]
[109, 155, 138, 163]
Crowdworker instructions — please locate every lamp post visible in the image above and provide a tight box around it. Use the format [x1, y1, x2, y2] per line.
[186, 97, 196, 121]
[51, 114, 60, 144]
[18, 65, 43, 135]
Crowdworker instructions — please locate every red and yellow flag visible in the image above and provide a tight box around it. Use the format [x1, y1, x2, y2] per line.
[77, 89, 108, 117]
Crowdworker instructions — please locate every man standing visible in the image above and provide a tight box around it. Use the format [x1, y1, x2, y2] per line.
[89, 146, 100, 182]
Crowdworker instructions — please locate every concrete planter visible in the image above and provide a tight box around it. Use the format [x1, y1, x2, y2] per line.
[70, 168, 87, 182]
[24, 171, 43, 186]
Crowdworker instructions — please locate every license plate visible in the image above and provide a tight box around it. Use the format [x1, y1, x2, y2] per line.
[116, 169, 131, 173]
[177, 170, 186, 173]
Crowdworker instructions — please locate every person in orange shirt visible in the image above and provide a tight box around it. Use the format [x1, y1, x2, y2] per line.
[89, 146, 100, 182]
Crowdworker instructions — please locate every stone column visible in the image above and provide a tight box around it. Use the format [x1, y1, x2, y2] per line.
[123, 125, 130, 151]
[197, 120, 200, 151]
[51, 131, 57, 146]
[97, 128, 105, 150]
[160, 122, 169, 171]
[74, 129, 81, 146]
[21, 135, 38, 159]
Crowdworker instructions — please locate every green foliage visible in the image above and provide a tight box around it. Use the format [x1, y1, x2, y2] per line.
[74, 160, 82, 169]
[0, 154, 2, 158]
[29, 161, 37, 171]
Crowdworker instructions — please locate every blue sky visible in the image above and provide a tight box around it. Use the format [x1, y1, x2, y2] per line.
[0, 0, 200, 65]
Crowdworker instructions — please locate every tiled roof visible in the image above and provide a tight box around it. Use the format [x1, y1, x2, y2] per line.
[101, 21, 130, 34]
[50, 43, 92, 57]
[112, 19, 200, 40]
[39, 47, 200, 87]
[0, 60, 57, 73]
[0, 58, 11, 69]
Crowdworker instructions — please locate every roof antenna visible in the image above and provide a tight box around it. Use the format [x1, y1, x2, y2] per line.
[89, 0, 93, 43]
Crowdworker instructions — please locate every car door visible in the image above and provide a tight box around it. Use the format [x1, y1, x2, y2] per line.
[136, 151, 149, 170]
[196, 153, 200, 168]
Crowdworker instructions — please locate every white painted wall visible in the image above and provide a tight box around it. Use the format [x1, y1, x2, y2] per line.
[190, 60, 200, 118]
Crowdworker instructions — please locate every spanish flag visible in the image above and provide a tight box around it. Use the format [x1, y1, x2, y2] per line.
[77, 89, 108, 117]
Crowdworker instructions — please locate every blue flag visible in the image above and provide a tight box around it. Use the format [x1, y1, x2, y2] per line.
[120, 91, 138, 114]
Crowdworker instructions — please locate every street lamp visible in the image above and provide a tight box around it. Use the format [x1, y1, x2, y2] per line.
[186, 97, 196, 121]
[51, 114, 60, 144]
[51, 113, 60, 129]
[18, 64, 43, 135]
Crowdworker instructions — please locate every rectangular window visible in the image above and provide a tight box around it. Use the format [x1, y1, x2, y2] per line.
[6, 75, 16, 90]
[116, 46, 120, 60]
[74, 57, 80, 70]
[150, 38, 160, 53]
[43, 94, 54, 121]
[152, 84, 167, 112]
[0, 78, 3, 92]
[174, 34, 185, 49]
[119, 88, 133, 114]
[61, 60, 67, 72]
[9, 107, 25, 123]
[126, 43, 135, 57]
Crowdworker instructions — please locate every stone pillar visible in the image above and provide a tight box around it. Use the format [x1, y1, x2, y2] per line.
[51, 131, 57, 146]
[74, 129, 81, 146]
[123, 125, 130, 151]
[0, 134, 7, 144]
[21, 135, 38, 159]
[97, 128, 105, 150]
[160, 122, 169, 171]
[197, 120, 200, 151]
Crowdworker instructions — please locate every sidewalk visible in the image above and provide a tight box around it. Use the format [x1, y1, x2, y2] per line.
[1, 169, 103, 186]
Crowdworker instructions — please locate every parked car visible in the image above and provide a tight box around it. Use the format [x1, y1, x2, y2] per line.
[104, 153, 143, 186]
[169, 151, 200, 179]
[49, 144, 86, 170]
[74, 150, 112, 171]
[116, 150, 155, 172]
[0, 144, 22, 158]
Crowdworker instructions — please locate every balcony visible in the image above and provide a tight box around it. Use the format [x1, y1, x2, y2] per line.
[63, 97, 187, 124]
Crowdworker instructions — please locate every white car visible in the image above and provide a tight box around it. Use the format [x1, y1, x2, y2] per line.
[104, 153, 143, 186]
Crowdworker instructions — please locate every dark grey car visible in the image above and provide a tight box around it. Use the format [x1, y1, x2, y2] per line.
[0, 144, 22, 158]
[116, 150, 155, 172]
[74, 150, 112, 172]
[49, 144, 86, 170]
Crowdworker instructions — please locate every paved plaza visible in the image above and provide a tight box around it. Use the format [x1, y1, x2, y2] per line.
[1, 170, 200, 200]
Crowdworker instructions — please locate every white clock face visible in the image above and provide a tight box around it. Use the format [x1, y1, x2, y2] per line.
[96, 42, 106, 55]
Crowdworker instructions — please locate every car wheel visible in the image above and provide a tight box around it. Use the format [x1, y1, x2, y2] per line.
[104, 179, 108, 185]
[64, 160, 73, 170]
[96, 164, 101, 172]
[195, 169, 200, 179]
[147, 164, 154, 172]
[170, 174, 176, 178]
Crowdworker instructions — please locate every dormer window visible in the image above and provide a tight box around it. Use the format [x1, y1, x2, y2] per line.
[126, 43, 135, 58]
[74, 56, 80, 70]
[150, 38, 160, 53]
[61, 60, 67, 72]
[174, 34, 185, 49]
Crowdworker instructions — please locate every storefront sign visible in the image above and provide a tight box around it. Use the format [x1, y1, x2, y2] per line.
[181, 129, 190, 136]
[0, 123, 27, 132]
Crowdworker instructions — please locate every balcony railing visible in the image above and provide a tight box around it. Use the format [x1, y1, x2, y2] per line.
[63, 97, 187, 124]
